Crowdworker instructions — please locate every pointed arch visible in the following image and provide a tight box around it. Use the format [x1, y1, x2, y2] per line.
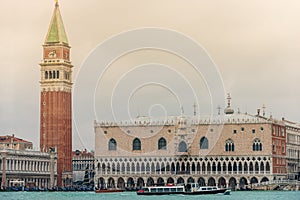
[261, 177, 269, 183]
[133, 138, 141, 150]
[108, 138, 117, 150]
[151, 162, 155, 173]
[218, 177, 226, 188]
[146, 162, 150, 173]
[202, 162, 206, 173]
[107, 177, 115, 188]
[212, 162, 216, 173]
[229, 177, 237, 189]
[137, 177, 144, 188]
[187, 177, 195, 183]
[253, 138, 262, 151]
[117, 177, 125, 189]
[249, 162, 253, 173]
[200, 137, 208, 149]
[181, 162, 185, 172]
[177, 177, 184, 184]
[141, 163, 145, 173]
[260, 161, 264, 173]
[208, 177, 216, 186]
[167, 177, 174, 184]
[244, 162, 248, 173]
[222, 162, 227, 173]
[225, 139, 235, 151]
[157, 177, 165, 186]
[127, 177, 135, 187]
[238, 162, 242, 173]
[255, 162, 259, 173]
[158, 137, 167, 150]
[217, 162, 221, 173]
[239, 177, 248, 188]
[266, 161, 270, 172]
[233, 162, 237, 172]
[147, 177, 154, 186]
[250, 177, 258, 184]
[178, 141, 187, 152]
[191, 162, 196, 173]
[134, 162, 139, 173]
[198, 177, 206, 186]
[131, 162, 135, 173]
[228, 162, 232, 173]
[207, 162, 211, 173]
[197, 162, 201, 173]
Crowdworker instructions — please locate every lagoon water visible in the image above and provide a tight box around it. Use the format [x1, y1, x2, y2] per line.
[0, 191, 299, 200]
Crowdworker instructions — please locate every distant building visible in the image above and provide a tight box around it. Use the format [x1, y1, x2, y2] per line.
[0, 135, 32, 150]
[72, 149, 94, 186]
[283, 119, 300, 180]
[94, 95, 289, 190]
[0, 144, 57, 189]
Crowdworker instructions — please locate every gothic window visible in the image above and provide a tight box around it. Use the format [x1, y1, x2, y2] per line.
[133, 138, 141, 150]
[225, 139, 235, 152]
[57, 70, 59, 79]
[200, 137, 208, 149]
[178, 141, 187, 152]
[158, 137, 167, 150]
[45, 71, 48, 79]
[53, 71, 56, 79]
[252, 138, 262, 151]
[108, 138, 117, 151]
[49, 71, 52, 79]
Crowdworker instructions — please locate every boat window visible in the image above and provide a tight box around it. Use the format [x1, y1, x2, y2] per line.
[171, 188, 176, 192]
[208, 187, 212, 190]
[157, 188, 163, 192]
[213, 187, 217, 190]
[150, 188, 156, 192]
[164, 188, 170, 192]
[177, 188, 183, 192]
[202, 188, 207, 190]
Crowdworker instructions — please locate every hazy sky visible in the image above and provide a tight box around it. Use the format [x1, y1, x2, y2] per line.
[0, 0, 299, 151]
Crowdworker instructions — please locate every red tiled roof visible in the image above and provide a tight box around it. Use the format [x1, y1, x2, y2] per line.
[0, 135, 32, 144]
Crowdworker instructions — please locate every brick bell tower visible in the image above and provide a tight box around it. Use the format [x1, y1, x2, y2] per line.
[40, 1, 73, 187]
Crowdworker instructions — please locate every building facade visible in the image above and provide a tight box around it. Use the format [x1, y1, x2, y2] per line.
[0, 149, 57, 189]
[284, 119, 300, 180]
[0, 135, 33, 150]
[39, 1, 73, 187]
[72, 149, 95, 186]
[94, 103, 288, 190]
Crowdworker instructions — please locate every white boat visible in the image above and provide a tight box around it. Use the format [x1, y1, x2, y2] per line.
[137, 183, 230, 195]
[185, 183, 230, 195]
[137, 184, 185, 195]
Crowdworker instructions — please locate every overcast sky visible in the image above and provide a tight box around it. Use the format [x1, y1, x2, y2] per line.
[0, 0, 299, 151]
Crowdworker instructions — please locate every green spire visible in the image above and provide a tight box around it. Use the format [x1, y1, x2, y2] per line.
[45, 2, 69, 45]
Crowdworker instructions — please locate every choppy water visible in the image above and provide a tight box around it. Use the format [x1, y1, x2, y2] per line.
[0, 191, 299, 200]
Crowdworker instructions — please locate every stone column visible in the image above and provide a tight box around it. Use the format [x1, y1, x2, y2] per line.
[1, 153, 7, 190]
[50, 152, 56, 188]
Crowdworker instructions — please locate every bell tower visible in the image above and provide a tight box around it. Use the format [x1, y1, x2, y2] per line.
[40, 1, 73, 187]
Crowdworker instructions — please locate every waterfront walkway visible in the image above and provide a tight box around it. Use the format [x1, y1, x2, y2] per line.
[251, 180, 300, 190]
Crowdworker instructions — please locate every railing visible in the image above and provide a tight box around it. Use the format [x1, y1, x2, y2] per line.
[5, 170, 51, 175]
[252, 180, 300, 188]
